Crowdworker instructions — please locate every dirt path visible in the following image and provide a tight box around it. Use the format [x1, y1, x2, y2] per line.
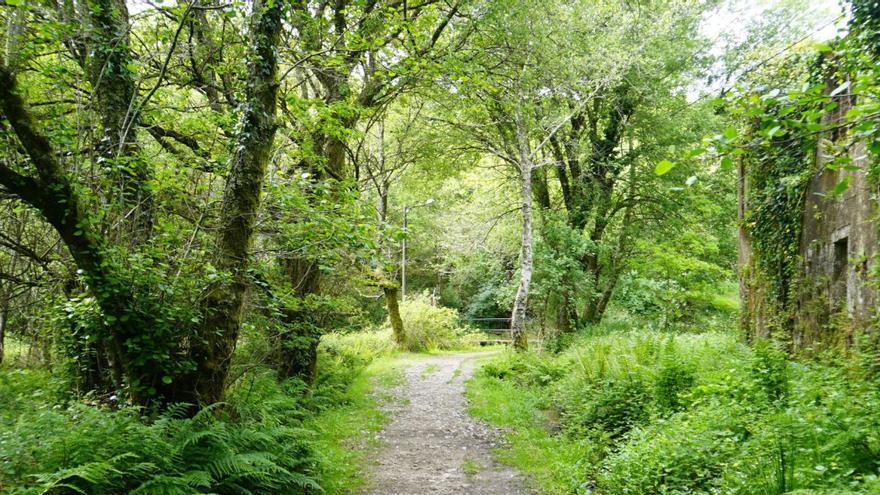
[365, 351, 530, 495]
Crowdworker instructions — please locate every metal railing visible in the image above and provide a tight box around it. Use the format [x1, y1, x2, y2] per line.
[458, 316, 539, 345]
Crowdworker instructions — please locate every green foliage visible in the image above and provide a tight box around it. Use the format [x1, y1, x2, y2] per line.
[751, 339, 791, 404]
[0, 333, 406, 494]
[389, 294, 471, 352]
[0, 398, 318, 494]
[615, 235, 738, 329]
[654, 358, 696, 414]
[319, 329, 398, 369]
[468, 324, 880, 495]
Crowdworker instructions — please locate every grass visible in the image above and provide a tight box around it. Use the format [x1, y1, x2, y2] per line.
[462, 456, 483, 479]
[421, 363, 440, 378]
[447, 366, 463, 384]
[307, 356, 405, 494]
[466, 361, 590, 495]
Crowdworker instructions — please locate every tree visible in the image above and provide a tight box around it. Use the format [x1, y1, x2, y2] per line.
[267, 0, 467, 379]
[430, 0, 635, 348]
[0, 0, 287, 408]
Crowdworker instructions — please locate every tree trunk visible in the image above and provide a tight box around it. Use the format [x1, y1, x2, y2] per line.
[83, 0, 154, 241]
[510, 120, 533, 351]
[187, 0, 284, 406]
[0, 302, 6, 366]
[274, 258, 321, 383]
[384, 285, 405, 345]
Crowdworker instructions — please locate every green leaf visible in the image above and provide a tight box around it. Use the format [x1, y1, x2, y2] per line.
[655, 160, 676, 176]
[831, 176, 852, 196]
[720, 156, 734, 170]
[162, 376, 173, 385]
[687, 148, 707, 158]
[722, 127, 737, 140]
[766, 126, 783, 138]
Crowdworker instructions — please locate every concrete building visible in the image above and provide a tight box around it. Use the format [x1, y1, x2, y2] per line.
[739, 89, 879, 348]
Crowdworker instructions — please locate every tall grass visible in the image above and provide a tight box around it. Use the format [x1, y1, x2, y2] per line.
[469, 326, 880, 495]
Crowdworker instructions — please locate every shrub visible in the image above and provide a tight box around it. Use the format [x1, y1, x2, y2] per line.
[751, 338, 791, 404]
[563, 375, 651, 439]
[319, 328, 397, 368]
[598, 401, 752, 494]
[654, 358, 696, 414]
[390, 294, 466, 352]
[481, 351, 566, 387]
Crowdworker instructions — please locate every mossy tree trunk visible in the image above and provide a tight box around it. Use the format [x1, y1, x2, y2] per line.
[0, 297, 6, 366]
[385, 285, 405, 345]
[274, 258, 322, 383]
[187, 0, 285, 405]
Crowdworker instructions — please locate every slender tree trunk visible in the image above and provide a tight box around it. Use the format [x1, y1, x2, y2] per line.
[385, 285, 405, 345]
[187, 0, 284, 405]
[0, 300, 7, 366]
[373, 120, 406, 346]
[510, 120, 533, 351]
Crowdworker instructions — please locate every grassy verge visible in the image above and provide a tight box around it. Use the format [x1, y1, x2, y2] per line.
[466, 361, 590, 495]
[307, 355, 405, 494]
[466, 330, 880, 495]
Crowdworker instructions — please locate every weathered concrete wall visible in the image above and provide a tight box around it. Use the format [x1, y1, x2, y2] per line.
[796, 139, 878, 347]
[739, 89, 879, 348]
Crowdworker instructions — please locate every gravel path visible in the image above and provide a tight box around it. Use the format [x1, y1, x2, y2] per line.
[365, 351, 530, 495]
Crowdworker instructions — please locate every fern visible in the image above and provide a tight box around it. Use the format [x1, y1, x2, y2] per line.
[2, 366, 327, 495]
[130, 472, 212, 495]
[4, 403, 320, 495]
[36, 453, 134, 494]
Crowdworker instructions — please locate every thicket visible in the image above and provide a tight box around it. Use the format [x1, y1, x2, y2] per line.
[0, 293, 488, 494]
[470, 327, 880, 495]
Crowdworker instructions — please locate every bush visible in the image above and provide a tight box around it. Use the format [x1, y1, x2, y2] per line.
[564, 375, 651, 439]
[598, 401, 751, 494]
[751, 338, 791, 404]
[654, 358, 696, 414]
[319, 328, 397, 368]
[481, 351, 567, 387]
[390, 294, 467, 352]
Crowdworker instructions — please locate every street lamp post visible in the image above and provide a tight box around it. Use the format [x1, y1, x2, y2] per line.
[401, 198, 434, 301]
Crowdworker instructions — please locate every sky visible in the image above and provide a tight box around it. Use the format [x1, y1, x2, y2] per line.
[689, 0, 848, 98]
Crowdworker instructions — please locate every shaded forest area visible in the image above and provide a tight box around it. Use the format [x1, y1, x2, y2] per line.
[0, 0, 879, 493]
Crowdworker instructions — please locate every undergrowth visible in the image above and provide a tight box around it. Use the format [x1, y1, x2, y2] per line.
[467, 326, 880, 495]
[0, 333, 404, 495]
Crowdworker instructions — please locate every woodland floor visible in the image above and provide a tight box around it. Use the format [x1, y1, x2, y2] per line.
[364, 351, 531, 494]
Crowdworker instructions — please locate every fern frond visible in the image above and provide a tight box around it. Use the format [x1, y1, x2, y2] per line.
[36, 453, 135, 494]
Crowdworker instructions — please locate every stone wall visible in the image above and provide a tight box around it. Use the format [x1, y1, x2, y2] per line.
[796, 138, 878, 347]
[738, 91, 879, 348]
